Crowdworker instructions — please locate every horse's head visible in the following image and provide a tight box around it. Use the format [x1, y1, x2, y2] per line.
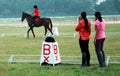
[21, 12, 26, 22]
[21, 12, 32, 22]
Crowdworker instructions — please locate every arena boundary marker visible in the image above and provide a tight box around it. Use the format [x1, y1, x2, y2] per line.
[24, 33, 27, 38]
[0, 54, 120, 65]
[0, 32, 120, 38]
[106, 56, 120, 66]
[1, 33, 5, 38]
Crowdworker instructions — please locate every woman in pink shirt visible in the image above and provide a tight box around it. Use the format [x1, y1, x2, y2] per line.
[94, 12, 106, 67]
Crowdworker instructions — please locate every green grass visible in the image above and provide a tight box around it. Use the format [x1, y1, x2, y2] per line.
[0, 64, 120, 76]
[0, 24, 120, 76]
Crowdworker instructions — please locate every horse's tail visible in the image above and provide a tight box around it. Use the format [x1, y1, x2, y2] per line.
[49, 18, 53, 30]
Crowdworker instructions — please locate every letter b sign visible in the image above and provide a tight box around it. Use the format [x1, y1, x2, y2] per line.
[40, 42, 61, 65]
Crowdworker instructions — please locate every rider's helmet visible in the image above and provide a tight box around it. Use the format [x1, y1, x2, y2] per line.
[34, 5, 38, 9]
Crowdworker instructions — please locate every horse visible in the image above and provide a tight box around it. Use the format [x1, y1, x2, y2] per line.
[21, 12, 53, 38]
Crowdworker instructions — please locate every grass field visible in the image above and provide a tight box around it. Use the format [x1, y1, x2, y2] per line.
[0, 23, 120, 76]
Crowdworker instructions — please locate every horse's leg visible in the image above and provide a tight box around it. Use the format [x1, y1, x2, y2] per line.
[44, 26, 47, 36]
[27, 28, 31, 39]
[31, 28, 35, 38]
[47, 27, 53, 35]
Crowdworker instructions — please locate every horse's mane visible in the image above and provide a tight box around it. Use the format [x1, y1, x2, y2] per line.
[23, 12, 32, 17]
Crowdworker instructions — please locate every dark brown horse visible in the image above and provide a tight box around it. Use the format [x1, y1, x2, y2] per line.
[21, 12, 53, 38]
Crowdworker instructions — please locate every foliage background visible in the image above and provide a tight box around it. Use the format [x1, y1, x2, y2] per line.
[0, 0, 120, 18]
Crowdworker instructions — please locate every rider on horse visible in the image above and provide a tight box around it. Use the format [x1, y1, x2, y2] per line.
[32, 5, 40, 26]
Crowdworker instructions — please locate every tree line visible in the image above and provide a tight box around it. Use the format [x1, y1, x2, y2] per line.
[0, 0, 120, 18]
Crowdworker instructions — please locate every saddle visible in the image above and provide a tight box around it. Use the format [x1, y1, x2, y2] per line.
[32, 16, 40, 23]
[35, 17, 40, 22]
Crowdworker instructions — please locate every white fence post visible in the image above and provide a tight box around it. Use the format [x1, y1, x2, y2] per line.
[1, 33, 5, 38]
[106, 56, 110, 66]
[8, 55, 14, 64]
[0, 54, 120, 65]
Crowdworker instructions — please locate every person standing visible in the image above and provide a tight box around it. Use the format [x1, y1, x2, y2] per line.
[75, 11, 91, 67]
[94, 12, 106, 67]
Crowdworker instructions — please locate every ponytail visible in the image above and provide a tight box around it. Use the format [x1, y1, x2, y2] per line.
[98, 17, 102, 22]
[95, 12, 102, 22]
[81, 11, 89, 30]
[84, 18, 89, 30]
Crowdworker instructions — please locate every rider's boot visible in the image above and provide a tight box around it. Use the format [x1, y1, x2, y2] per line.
[31, 19, 35, 27]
